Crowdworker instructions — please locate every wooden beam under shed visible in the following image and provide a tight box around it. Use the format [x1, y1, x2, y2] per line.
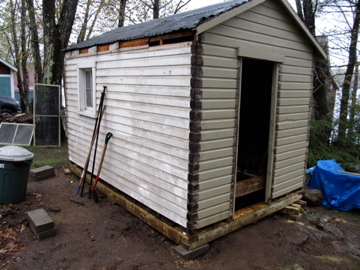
[236, 175, 265, 197]
[69, 162, 302, 251]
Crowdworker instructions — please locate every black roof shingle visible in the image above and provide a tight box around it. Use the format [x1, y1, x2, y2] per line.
[65, 0, 249, 51]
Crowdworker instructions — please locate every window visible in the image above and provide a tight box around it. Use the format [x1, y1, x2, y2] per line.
[78, 65, 96, 117]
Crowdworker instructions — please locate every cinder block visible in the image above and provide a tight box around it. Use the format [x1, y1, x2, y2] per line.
[27, 208, 55, 239]
[174, 244, 210, 260]
[34, 228, 57, 240]
[30, 165, 55, 181]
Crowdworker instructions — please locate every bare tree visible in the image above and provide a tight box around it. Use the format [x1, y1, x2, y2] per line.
[42, 0, 78, 85]
[26, 0, 43, 83]
[337, 0, 360, 145]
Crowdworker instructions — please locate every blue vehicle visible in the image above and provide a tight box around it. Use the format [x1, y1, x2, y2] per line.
[0, 95, 22, 115]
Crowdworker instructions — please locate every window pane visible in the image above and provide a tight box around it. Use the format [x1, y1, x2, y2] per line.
[85, 70, 93, 107]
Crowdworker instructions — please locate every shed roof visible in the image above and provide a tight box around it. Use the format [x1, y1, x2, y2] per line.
[0, 58, 17, 72]
[65, 0, 249, 51]
[65, 0, 326, 59]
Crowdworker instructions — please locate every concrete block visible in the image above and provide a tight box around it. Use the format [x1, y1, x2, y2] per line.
[34, 228, 57, 240]
[174, 244, 210, 260]
[30, 165, 55, 181]
[27, 208, 54, 233]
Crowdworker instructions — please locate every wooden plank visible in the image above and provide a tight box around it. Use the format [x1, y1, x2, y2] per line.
[97, 44, 110, 52]
[187, 192, 303, 245]
[150, 30, 194, 43]
[120, 38, 148, 48]
[79, 48, 89, 54]
[236, 175, 265, 197]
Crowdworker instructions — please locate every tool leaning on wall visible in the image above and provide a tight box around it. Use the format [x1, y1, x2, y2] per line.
[68, 86, 108, 205]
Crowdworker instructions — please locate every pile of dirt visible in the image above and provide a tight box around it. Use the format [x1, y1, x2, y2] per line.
[0, 167, 360, 270]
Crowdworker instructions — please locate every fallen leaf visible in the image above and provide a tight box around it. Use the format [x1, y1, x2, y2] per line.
[20, 224, 27, 233]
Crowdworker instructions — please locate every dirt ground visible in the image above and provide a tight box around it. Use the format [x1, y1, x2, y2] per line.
[1, 150, 360, 270]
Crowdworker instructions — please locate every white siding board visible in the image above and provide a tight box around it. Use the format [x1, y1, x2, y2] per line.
[199, 157, 233, 171]
[276, 149, 307, 162]
[201, 99, 236, 109]
[65, 44, 192, 227]
[278, 105, 310, 114]
[278, 112, 309, 121]
[198, 185, 231, 200]
[199, 148, 234, 161]
[273, 162, 306, 179]
[273, 178, 303, 194]
[201, 119, 235, 130]
[198, 175, 232, 190]
[277, 120, 308, 130]
[201, 129, 234, 141]
[198, 166, 233, 182]
[201, 109, 236, 120]
[196, 212, 229, 228]
[197, 203, 230, 219]
[202, 55, 238, 69]
[278, 91, 311, 99]
[200, 138, 234, 151]
[206, 28, 311, 54]
[202, 78, 237, 89]
[202, 67, 238, 79]
[102, 166, 188, 226]
[96, 65, 191, 77]
[275, 155, 306, 170]
[195, 0, 314, 227]
[198, 194, 231, 210]
[68, 134, 189, 189]
[277, 134, 308, 146]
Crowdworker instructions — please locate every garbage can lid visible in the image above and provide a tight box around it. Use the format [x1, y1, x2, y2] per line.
[0, 146, 34, 162]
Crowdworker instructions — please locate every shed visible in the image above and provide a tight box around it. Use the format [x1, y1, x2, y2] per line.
[0, 58, 17, 98]
[64, 0, 326, 251]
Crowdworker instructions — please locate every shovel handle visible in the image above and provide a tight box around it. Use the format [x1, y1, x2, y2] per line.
[105, 132, 113, 144]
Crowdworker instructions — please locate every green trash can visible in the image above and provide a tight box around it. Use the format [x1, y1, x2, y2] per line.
[0, 146, 34, 204]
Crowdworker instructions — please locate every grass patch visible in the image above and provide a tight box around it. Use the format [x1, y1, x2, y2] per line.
[23, 141, 69, 169]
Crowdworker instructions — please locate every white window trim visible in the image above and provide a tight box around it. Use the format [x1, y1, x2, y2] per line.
[77, 62, 96, 118]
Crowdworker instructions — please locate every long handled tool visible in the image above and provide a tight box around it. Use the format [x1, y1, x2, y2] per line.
[81, 86, 107, 196]
[69, 87, 107, 205]
[89, 132, 113, 203]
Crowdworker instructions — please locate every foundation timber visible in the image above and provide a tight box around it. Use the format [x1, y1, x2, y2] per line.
[70, 162, 302, 251]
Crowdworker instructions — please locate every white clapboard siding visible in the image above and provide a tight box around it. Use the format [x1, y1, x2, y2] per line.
[195, 0, 314, 228]
[65, 44, 193, 227]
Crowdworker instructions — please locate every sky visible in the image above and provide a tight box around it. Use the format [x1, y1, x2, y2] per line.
[187, 0, 224, 10]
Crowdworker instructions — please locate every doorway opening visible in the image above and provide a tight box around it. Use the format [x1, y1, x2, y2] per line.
[235, 58, 274, 210]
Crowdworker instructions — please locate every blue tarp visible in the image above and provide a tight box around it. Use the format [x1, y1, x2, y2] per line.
[310, 160, 360, 211]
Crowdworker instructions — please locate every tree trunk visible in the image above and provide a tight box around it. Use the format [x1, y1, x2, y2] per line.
[338, 0, 360, 144]
[86, 0, 105, 40]
[118, 0, 127, 27]
[43, 0, 78, 85]
[9, 0, 26, 112]
[303, 0, 315, 36]
[26, 0, 43, 83]
[77, 0, 92, 43]
[348, 62, 358, 141]
[20, 0, 30, 113]
[153, 0, 160, 19]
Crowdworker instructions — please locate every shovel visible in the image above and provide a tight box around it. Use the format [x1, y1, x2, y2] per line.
[89, 132, 113, 203]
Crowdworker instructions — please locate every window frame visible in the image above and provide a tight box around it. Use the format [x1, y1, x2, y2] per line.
[78, 63, 96, 118]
